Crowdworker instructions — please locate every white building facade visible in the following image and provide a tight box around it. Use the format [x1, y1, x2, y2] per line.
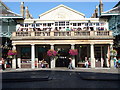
[11, 4, 113, 69]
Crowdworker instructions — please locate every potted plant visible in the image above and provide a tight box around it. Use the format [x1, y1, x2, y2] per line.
[69, 49, 78, 56]
[47, 49, 57, 68]
[110, 49, 117, 57]
[47, 49, 57, 57]
[7, 50, 17, 58]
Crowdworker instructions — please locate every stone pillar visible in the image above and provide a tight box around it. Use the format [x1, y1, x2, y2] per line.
[17, 58, 21, 68]
[12, 45, 16, 69]
[31, 44, 35, 69]
[50, 44, 55, 68]
[106, 45, 110, 67]
[101, 46, 103, 67]
[90, 43, 95, 68]
[110, 43, 114, 68]
[71, 44, 75, 68]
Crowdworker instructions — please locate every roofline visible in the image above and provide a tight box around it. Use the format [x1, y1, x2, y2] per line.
[0, 1, 10, 10]
[39, 4, 85, 17]
[101, 13, 120, 16]
[113, 1, 120, 8]
[0, 17, 23, 19]
[7, 9, 22, 17]
[102, 6, 120, 14]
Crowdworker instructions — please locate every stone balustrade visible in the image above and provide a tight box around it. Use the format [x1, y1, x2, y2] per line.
[12, 31, 113, 40]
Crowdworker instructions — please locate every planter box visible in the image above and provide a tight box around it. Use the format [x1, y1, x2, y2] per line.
[77, 62, 85, 67]
[21, 63, 31, 68]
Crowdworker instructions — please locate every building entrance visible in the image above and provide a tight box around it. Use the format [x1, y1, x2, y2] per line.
[55, 45, 70, 67]
[56, 48, 69, 67]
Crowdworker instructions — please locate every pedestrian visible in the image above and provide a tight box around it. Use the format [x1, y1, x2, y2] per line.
[84, 57, 89, 68]
[113, 57, 117, 68]
[0, 59, 2, 70]
[2, 58, 5, 70]
[68, 57, 74, 69]
[117, 58, 120, 68]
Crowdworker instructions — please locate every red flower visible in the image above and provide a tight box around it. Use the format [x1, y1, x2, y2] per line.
[8, 50, 17, 56]
[69, 49, 78, 56]
[47, 49, 57, 56]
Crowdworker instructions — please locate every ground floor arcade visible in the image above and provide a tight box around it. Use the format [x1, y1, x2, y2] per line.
[11, 42, 113, 69]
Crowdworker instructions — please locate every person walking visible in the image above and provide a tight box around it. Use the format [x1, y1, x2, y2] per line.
[0, 59, 2, 70]
[113, 57, 117, 68]
[2, 58, 5, 70]
[68, 57, 74, 69]
[84, 57, 89, 68]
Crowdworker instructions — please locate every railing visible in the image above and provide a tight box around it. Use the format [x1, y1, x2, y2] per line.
[54, 31, 71, 36]
[95, 31, 109, 36]
[16, 32, 31, 36]
[35, 31, 50, 36]
[12, 31, 113, 37]
[74, 31, 90, 36]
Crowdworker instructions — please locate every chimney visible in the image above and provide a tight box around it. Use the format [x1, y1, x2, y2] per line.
[25, 6, 29, 19]
[95, 6, 98, 18]
[20, 2, 25, 18]
[99, 0, 103, 16]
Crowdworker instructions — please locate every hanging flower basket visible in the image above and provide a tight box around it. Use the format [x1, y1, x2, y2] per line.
[69, 49, 78, 56]
[47, 49, 57, 57]
[7, 50, 17, 58]
[110, 49, 117, 57]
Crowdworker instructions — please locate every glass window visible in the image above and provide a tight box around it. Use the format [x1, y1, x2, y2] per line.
[36, 23, 40, 26]
[66, 21, 69, 26]
[85, 23, 88, 26]
[21, 47, 31, 59]
[48, 23, 51, 26]
[55, 22, 58, 26]
[89, 23, 92, 26]
[25, 23, 28, 27]
[78, 23, 81, 26]
[96, 23, 100, 26]
[43, 23, 46, 26]
[73, 23, 76, 26]
[59, 21, 65, 26]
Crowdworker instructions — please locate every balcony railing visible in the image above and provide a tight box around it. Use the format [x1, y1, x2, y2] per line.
[12, 31, 113, 39]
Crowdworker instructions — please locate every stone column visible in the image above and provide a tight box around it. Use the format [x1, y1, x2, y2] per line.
[71, 44, 75, 68]
[110, 43, 114, 68]
[17, 58, 21, 68]
[101, 46, 103, 67]
[90, 43, 95, 68]
[12, 45, 16, 69]
[106, 45, 110, 67]
[50, 44, 55, 68]
[31, 44, 35, 69]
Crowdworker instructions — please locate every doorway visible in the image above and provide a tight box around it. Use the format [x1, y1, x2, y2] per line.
[55, 45, 70, 67]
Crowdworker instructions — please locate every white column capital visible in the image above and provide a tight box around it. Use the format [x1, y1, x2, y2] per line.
[12, 45, 16, 50]
[71, 44, 75, 46]
[31, 44, 35, 46]
[110, 43, 113, 46]
[50, 44, 54, 50]
[50, 44, 54, 46]
[90, 43, 94, 45]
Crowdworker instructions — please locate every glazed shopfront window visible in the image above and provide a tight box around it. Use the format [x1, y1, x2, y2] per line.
[21, 47, 31, 63]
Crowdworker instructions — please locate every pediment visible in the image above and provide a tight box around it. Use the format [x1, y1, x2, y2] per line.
[39, 4, 85, 20]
